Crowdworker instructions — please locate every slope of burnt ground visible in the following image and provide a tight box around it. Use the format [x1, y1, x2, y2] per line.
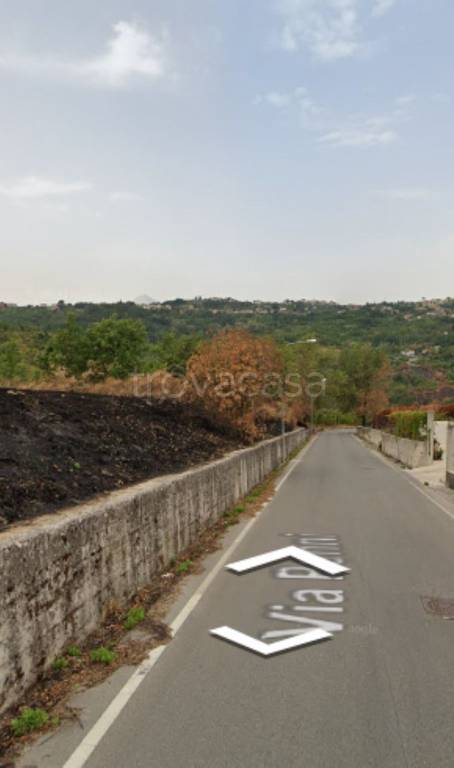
[0, 389, 241, 528]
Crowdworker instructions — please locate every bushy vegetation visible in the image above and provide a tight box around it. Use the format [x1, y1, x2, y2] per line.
[66, 644, 82, 657]
[90, 647, 116, 665]
[10, 707, 51, 736]
[41, 314, 148, 380]
[283, 341, 391, 427]
[1, 296, 450, 434]
[187, 329, 284, 440]
[0, 315, 397, 438]
[124, 606, 145, 631]
[377, 410, 428, 440]
[315, 409, 357, 426]
[52, 657, 69, 672]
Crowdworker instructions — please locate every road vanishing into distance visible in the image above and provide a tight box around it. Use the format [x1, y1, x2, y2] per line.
[27, 431, 454, 767]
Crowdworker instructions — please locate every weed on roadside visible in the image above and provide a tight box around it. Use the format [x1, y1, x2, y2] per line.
[124, 607, 145, 631]
[90, 647, 116, 665]
[10, 708, 52, 737]
[176, 559, 193, 574]
[52, 658, 69, 673]
[66, 645, 82, 658]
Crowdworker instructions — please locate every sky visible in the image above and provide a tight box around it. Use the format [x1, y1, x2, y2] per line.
[0, 0, 453, 305]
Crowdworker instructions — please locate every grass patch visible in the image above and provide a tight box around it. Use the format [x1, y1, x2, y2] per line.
[52, 657, 69, 672]
[124, 606, 145, 631]
[90, 647, 116, 665]
[223, 503, 247, 526]
[10, 708, 51, 737]
[176, 559, 193, 574]
[245, 487, 263, 500]
[66, 645, 82, 658]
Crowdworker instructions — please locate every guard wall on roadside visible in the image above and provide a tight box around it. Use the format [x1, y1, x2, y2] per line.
[358, 427, 432, 469]
[435, 421, 449, 456]
[0, 429, 306, 714]
[447, 424, 454, 489]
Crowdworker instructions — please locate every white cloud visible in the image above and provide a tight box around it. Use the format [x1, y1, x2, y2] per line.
[375, 186, 431, 201]
[256, 86, 322, 120]
[0, 176, 91, 199]
[0, 21, 167, 88]
[259, 86, 409, 148]
[372, 0, 396, 17]
[277, 0, 361, 61]
[319, 127, 396, 147]
[317, 107, 408, 147]
[317, 96, 414, 147]
[80, 22, 166, 87]
[276, 0, 397, 61]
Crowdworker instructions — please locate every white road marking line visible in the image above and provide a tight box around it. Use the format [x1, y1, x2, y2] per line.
[210, 625, 331, 655]
[62, 438, 311, 768]
[226, 545, 349, 576]
[275, 435, 315, 491]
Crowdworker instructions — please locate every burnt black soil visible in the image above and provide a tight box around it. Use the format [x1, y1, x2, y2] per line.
[0, 389, 241, 528]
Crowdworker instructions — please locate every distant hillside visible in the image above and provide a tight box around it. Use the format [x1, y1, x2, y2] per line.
[1, 297, 453, 405]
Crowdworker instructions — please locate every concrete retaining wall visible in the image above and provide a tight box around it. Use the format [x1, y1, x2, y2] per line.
[435, 421, 449, 456]
[0, 429, 306, 713]
[447, 424, 454, 490]
[358, 427, 432, 469]
[359, 428, 383, 450]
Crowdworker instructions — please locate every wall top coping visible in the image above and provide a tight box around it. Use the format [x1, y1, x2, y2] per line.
[0, 429, 305, 552]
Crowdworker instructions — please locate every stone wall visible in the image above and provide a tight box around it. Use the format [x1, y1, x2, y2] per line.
[358, 427, 432, 469]
[0, 429, 306, 713]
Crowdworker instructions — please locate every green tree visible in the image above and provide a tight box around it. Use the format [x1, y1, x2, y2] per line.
[0, 339, 24, 380]
[146, 331, 201, 373]
[338, 344, 391, 424]
[41, 314, 90, 378]
[87, 316, 148, 380]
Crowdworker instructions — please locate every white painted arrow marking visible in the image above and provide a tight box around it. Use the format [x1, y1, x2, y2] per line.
[210, 626, 331, 656]
[226, 545, 349, 577]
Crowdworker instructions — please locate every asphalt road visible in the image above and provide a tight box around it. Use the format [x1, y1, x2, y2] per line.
[72, 432, 454, 766]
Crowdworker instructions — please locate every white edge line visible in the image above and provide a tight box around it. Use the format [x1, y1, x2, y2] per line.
[275, 434, 315, 491]
[355, 434, 454, 522]
[62, 437, 311, 768]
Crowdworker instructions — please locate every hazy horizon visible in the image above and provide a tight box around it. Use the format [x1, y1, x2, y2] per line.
[3, 293, 453, 308]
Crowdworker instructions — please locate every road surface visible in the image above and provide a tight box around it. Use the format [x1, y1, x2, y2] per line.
[38, 432, 454, 766]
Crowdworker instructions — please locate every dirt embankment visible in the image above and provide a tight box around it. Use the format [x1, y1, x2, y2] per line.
[0, 389, 241, 528]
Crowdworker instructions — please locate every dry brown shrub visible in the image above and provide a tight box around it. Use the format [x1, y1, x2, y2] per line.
[186, 329, 284, 441]
[16, 373, 139, 397]
[11, 373, 163, 399]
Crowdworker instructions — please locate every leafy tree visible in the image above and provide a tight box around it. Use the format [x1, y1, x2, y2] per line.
[0, 339, 24, 380]
[41, 314, 148, 381]
[146, 331, 201, 374]
[338, 345, 391, 424]
[41, 314, 90, 378]
[187, 329, 283, 440]
[87, 316, 148, 380]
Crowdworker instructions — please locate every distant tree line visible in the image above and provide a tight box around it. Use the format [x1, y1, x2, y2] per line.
[0, 314, 394, 439]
